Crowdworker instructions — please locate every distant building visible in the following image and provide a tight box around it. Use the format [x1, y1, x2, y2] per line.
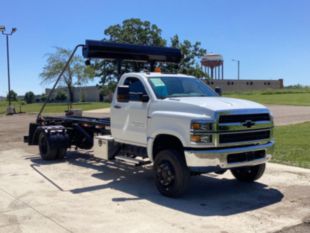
[46, 86, 103, 102]
[204, 79, 284, 92]
[201, 53, 284, 92]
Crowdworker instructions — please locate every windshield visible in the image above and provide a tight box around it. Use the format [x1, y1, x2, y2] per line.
[148, 76, 218, 99]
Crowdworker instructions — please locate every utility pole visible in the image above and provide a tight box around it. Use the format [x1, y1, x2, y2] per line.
[232, 59, 240, 80]
[0, 25, 17, 114]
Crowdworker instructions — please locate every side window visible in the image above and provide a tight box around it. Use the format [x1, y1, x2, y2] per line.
[124, 77, 148, 101]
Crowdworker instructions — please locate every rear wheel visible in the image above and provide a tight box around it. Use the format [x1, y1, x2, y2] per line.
[38, 132, 58, 160]
[230, 163, 266, 182]
[57, 148, 67, 159]
[154, 149, 190, 198]
[38, 132, 67, 160]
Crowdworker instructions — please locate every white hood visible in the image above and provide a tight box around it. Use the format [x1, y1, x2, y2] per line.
[167, 97, 268, 112]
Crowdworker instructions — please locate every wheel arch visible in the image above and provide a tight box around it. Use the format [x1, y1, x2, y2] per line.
[149, 133, 185, 162]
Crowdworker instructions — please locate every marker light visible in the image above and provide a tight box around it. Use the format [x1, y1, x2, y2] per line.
[154, 67, 161, 73]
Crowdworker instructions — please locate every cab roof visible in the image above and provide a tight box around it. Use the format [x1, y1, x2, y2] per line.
[124, 72, 195, 79]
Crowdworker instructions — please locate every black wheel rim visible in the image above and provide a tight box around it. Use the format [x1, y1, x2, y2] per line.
[156, 161, 175, 187]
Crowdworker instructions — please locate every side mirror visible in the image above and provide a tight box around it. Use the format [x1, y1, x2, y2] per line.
[117, 86, 129, 102]
[129, 92, 149, 102]
[85, 59, 91, 66]
[215, 87, 222, 96]
[141, 94, 149, 102]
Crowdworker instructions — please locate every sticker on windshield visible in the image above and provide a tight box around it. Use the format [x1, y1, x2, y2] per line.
[150, 78, 165, 87]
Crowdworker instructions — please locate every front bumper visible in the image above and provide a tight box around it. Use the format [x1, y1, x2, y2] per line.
[184, 141, 274, 172]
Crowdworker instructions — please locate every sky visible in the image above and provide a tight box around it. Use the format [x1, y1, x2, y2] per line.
[0, 0, 310, 96]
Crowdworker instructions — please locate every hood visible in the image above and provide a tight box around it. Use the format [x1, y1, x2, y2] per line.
[166, 97, 268, 112]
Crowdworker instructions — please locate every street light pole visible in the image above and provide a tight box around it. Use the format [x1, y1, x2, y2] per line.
[5, 34, 11, 106]
[1, 26, 17, 114]
[232, 59, 240, 80]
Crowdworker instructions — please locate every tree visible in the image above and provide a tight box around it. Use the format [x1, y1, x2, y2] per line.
[40, 47, 95, 103]
[104, 18, 166, 46]
[7, 90, 17, 101]
[100, 81, 117, 102]
[40, 93, 47, 102]
[95, 18, 166, 88]
[96, 18, 207, 88]
[24, 91, 35, 104]
[55, 91, 67, 102]
[169, 35, 207, 77]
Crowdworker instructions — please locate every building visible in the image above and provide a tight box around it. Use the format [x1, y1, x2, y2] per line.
[204, 79, 284, 92]
[46, 86, 103, 102]
[201, 53, 284, 92]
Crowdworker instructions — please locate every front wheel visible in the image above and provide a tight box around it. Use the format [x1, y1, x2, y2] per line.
[230, 163, 266, 182]
[154, 150, 190, 198]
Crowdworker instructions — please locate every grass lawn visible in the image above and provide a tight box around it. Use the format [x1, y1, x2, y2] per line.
[225, 88, 310, 106]
[272, 122, 310, 169]
[0, 101, 110, 114]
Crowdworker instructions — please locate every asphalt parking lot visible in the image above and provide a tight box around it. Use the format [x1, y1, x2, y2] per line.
[0, 111, 310, 233]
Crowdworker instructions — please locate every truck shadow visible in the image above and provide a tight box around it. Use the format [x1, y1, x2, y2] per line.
[30, 151, 284, 217]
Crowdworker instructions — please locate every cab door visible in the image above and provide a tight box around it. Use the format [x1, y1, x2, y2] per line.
[111, 77, 150, 146]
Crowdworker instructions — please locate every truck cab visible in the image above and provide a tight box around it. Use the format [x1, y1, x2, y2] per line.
[110, 72, 274, 196]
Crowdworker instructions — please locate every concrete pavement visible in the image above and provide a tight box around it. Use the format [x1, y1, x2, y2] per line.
[0, 148, 309, 233]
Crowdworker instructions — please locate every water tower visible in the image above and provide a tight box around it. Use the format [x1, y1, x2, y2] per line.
[201, 54, 224, 80]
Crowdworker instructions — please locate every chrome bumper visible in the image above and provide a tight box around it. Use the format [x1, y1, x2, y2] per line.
[184, 141, 274, 172]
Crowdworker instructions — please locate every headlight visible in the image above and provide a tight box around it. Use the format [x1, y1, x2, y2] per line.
[190, 120, 214, 144]
[191, 134, 213, 143]
[191, 121, 213, 131]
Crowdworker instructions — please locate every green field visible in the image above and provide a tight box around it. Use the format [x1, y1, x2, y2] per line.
[272, 122, 310, 168]
[0, 101, 110, 114]
[225, 88, 310, 106]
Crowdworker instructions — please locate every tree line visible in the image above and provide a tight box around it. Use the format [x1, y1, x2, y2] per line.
[4, 90, 67, 104]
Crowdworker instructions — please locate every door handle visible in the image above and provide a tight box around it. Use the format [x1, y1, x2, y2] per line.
[113, 105, 122, 109]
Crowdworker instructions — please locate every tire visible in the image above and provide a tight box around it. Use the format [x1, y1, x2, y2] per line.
[154, 149, 190, 198]
[38, 132, 67, 160]
[230, 163, 266, 182]
[38, 132, 58, 160]
[54, 133, 67, 159]
[57, 148, 67, 159]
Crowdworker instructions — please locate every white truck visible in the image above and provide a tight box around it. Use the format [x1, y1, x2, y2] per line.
[25, 40, 274, 197]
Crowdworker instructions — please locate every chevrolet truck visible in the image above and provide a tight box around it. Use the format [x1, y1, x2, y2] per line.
[25, 40, 274, 197]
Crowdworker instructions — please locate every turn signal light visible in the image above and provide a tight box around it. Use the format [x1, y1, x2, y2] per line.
[191, 123, 201, 130]
[191, 135, 201, 143]
[154, 67, 161, 73]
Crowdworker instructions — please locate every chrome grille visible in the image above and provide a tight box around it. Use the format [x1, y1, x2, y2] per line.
[219, 130, 271, 144]
[217, 113, 272, 145]
[219, 113, 270, 123]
